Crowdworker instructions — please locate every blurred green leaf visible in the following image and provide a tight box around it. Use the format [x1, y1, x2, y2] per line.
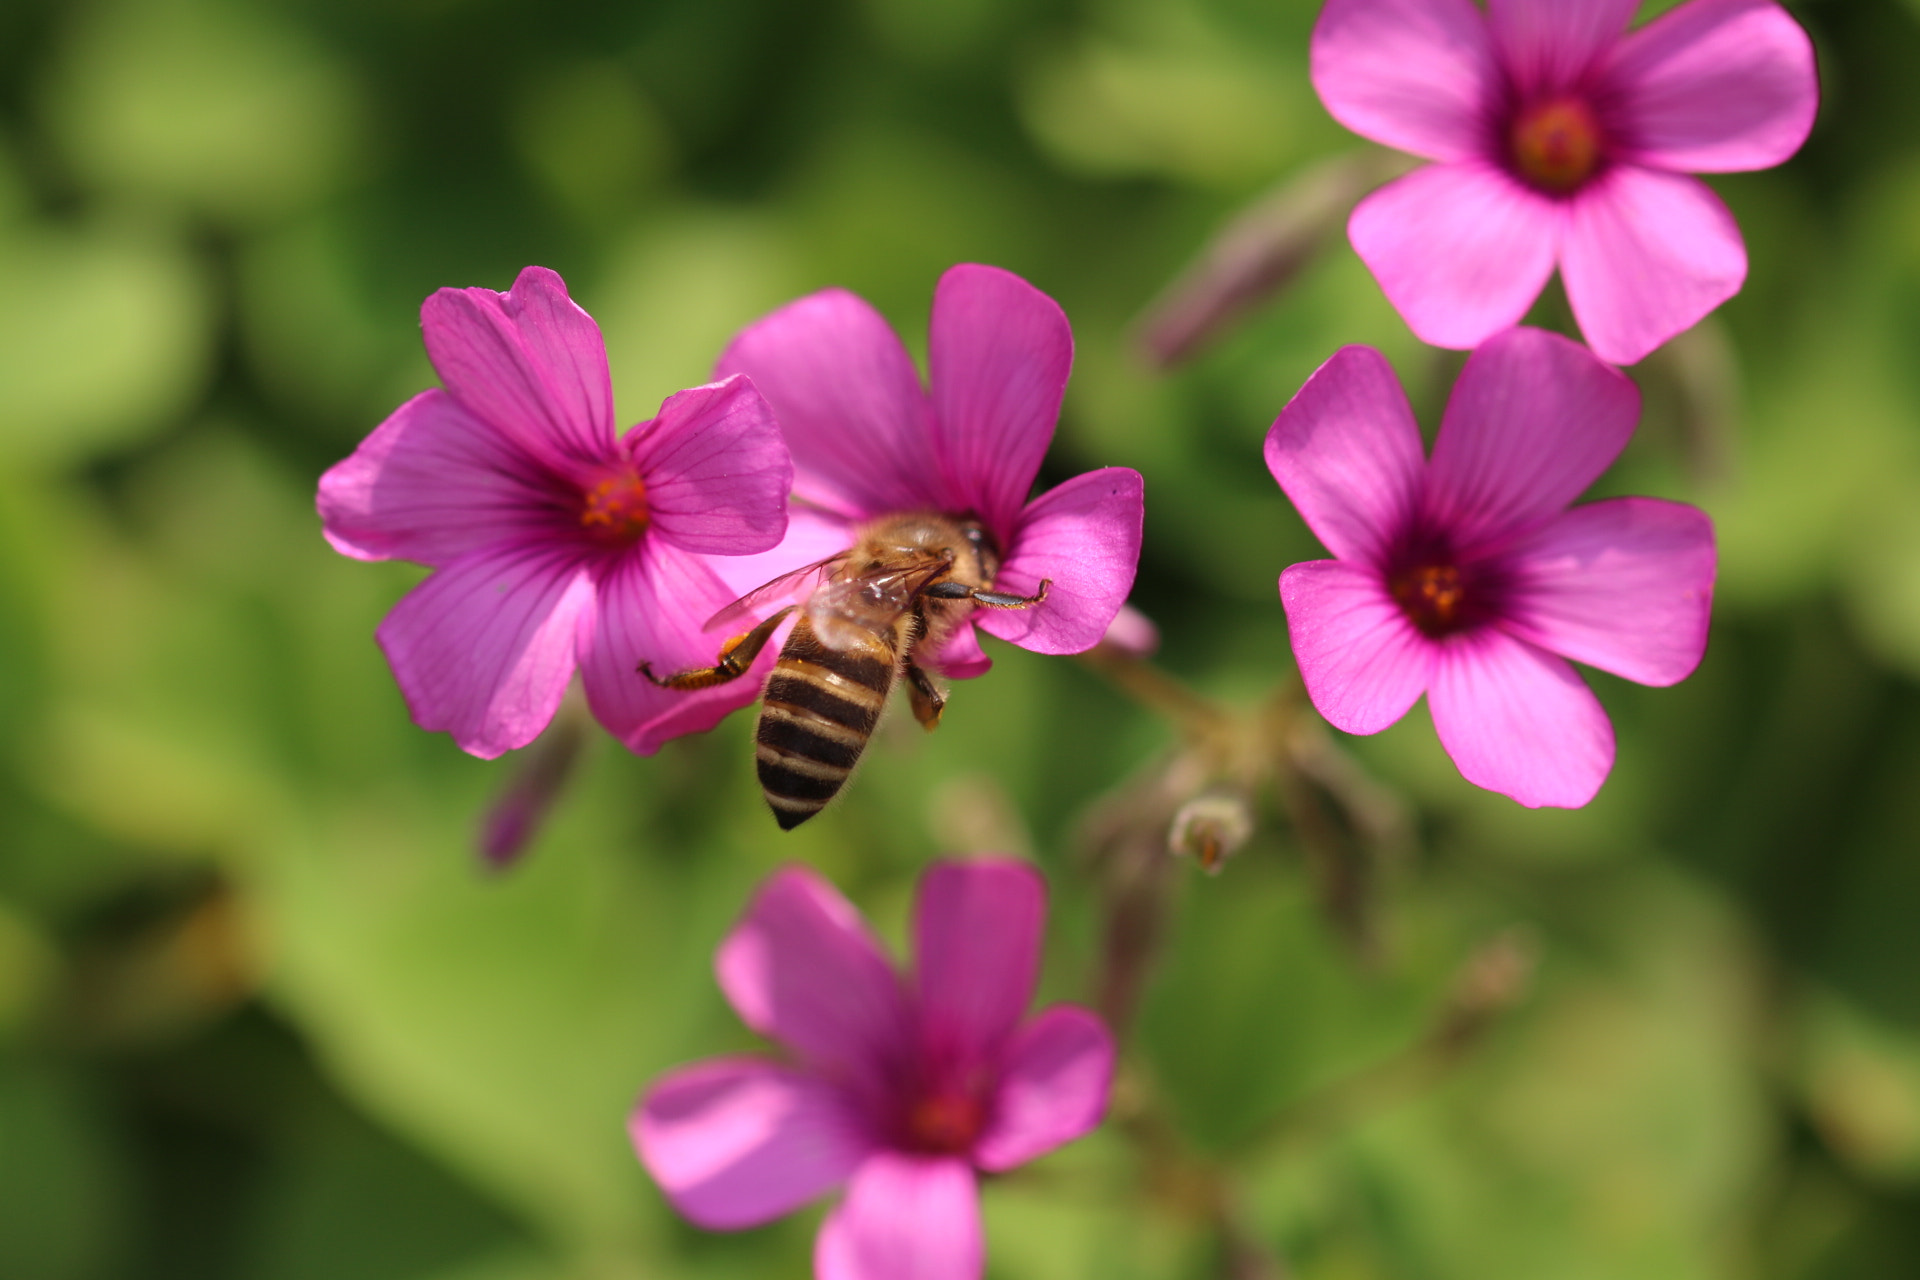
[0, 223, 211, 470]
[0, 1059, 127, 1280]
[42, 0, 361, 222]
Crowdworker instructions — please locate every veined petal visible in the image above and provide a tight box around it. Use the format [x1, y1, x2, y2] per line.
[1487, 0, 1638, 94]
[1280, 560, 1434, 735]
[317, 389, 556, 566]
[375, 545, 596, 759]
[1606, 0, 1818, 173]
[1265, 345, 1426, 566]
[928, 264, 1075, 541]
[1561, 166, 1747, 366]
[815, 1154, 982, 1280]
[717, 867, 911, 1085]
[914, 860, 1044, 1066]
[421, 266, 616, 471]
[1502, 497, 1716, 686]
[711, 506, 860, 601]
[927, 625, 992, 680]
[716, 289, 939, 519]
[625, 375, 792, 556]
[1311, 0, 1498, 163]
[634, 1058, 871, 1230]
[577, 539, 769, 756]
[1428, 629, 1615, 808]
[973, 468, 1144, 656]
[973, 1007, 1114, 1173]
[1426, 327, 1640, 547]
[1348, 161, 1560, 352]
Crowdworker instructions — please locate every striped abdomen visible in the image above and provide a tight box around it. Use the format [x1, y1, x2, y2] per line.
[756, 617, 898, 829]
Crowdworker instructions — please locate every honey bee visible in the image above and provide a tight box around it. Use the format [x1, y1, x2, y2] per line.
[641, 512, 1049, 829]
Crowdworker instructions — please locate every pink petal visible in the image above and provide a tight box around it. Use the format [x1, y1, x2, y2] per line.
[914, 860, 1044, 1066]
[973, 1007, 1114, 1173]
[633, 1058, 872, 1230]
[1426, 327, 1641, 548]
[972, 468, 1145, 656]
[1264, 345, 1426, 567]
[1310, 0, 1498, 163]
[375, 545, 596, 759]
[577, 539, 770, 756]
[624, 375, 792, 556]
[715, 289, 939, 519]
[420, 266, 617, 471]
[927, 264, 1075, 542]
[1606, 0, 1818, 173]
[1098, 602, 1160, 658]
[815, 1154, 982, 1280]
[1280, 560, 1435, 735]
[1487, 0, 1638, 94]
[1560, 166, 1747, 366]
[317, 389, 553, 566]
[1348, 161, 1561, 352]
[711, 506, 860, 600]
[927, 625, 992, 680]
[1428, 629, 1615, 808]
[1501, 497, 1717, 687]
[717, 867, 911, 1089]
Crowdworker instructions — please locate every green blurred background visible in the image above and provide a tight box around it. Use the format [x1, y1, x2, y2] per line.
[3, 0, 1920, 1276]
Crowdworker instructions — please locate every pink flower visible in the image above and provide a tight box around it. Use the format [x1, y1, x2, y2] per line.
[712, 263, 1145, 677]
[1313, 0, 1818, 364]
[634, 859, 1115, 1280]
[318, 266, 793, 759]
[1266, 327, 1716, 807]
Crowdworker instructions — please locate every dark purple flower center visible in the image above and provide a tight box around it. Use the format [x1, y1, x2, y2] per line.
[1385, 531, 1508, 639]
[901, 1087, 986, 1155]
[1509, 96, 1606, 194]
[578, 467, 650, 545]
[1390, 562, 1467, 636]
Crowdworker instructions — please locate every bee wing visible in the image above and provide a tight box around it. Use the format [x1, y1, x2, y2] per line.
[806, 557, 950, 651]
[702, 552, 851, 633]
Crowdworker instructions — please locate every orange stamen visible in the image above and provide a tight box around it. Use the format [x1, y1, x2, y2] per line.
[1390, 563, 1467, 637]
[905, 1091, 984, 1154]
[579, 469, 650, 544]
[1510, 97, 1604, 194]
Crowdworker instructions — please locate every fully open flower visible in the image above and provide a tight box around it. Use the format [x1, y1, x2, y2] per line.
[1313, 0, 1818, 364]
[317, 266, 792, 758]
[1267, 327, 1716, 807]
[711, 263, 1145, 677]
[635, 859, 1114, 1280]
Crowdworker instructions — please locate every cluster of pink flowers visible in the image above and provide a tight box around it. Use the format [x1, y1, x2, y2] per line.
[309, 0, 1817, 1271]
[320, 263, 1144, 760]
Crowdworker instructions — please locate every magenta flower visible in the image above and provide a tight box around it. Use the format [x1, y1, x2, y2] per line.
[635, 859, 1114, 1280]
[1313, 0, 1818, 365]
[711, 263, 1145, 677]
[1267, 327, 1716, 807]
[317, 266, 793, 759]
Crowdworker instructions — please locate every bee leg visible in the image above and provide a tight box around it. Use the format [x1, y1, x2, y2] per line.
[640, 606, 795, 690]
[904, 659, 945, 731]
[922, 579, 1052, 609]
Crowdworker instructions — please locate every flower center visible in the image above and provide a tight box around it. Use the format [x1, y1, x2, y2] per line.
[903, 1089, 985, 1155]
[578, 468, 650, 544]
[1509, 96, 1605, 194]
[1389, 562, 1469, 638]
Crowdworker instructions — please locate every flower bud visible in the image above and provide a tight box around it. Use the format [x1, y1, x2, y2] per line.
[1168, 792, 1255, 875]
